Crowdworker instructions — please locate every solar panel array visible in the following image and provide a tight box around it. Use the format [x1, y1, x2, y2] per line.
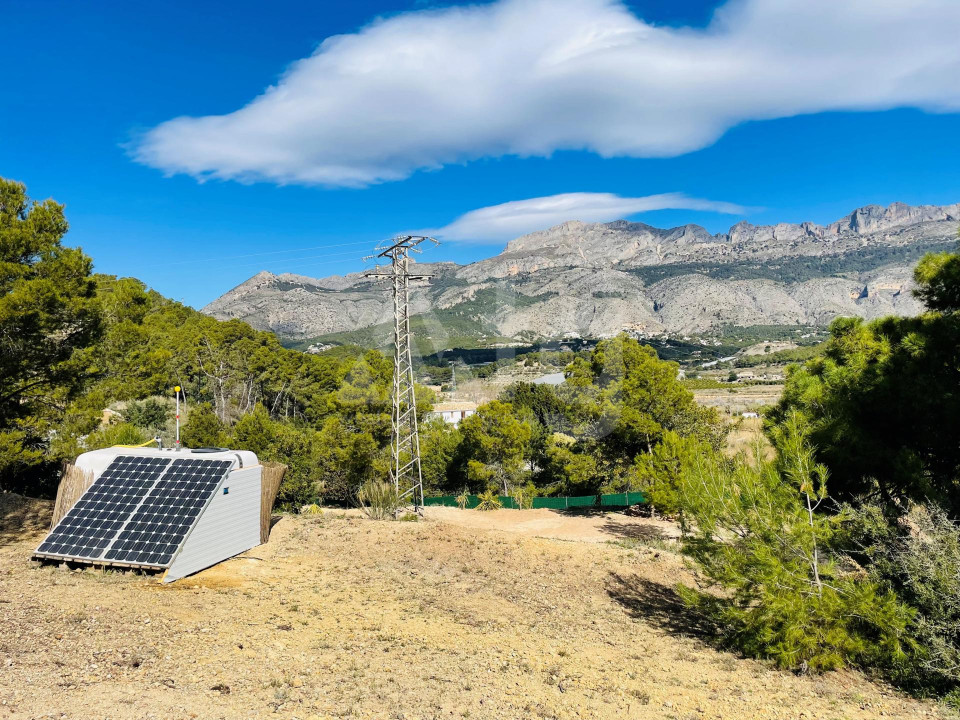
[36, 455, 232, 567]
[104, 459, 232, 566]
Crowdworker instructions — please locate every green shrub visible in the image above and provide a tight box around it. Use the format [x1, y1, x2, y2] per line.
[85, 422, 149, 450]
[770, 252, 960, 517]
[459, 401, 532, 495]
[180, 403, 227, 448]
[124, 398, 169, 432]
[419, 417, 460, 495]
[512, 486, 534, 510]
[848, 504, 960, 696]
[627, 430, 711, 516]
[475, 489, 502, 511]
[357, 480, 400, 520]
[677, 413, 915, 674]
[543, 440, 599, 496]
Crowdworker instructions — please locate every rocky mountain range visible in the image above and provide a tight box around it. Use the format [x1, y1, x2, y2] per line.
[203, 201, 960, 348]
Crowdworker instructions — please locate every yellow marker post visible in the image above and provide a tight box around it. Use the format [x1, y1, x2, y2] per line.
[174, 386, 181, 450]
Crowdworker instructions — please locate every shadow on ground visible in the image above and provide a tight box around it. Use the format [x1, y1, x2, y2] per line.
[600, 518, 672, 542]
[554, 507, 616, 518]
[606, 571, 716, 640]
[0, 493, 52, 546]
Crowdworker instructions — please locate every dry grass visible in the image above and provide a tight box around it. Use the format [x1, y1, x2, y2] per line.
[260, 461, 286, 543]
[693, 384, 784, 415]
[723, 416, 775, 460]
[50, 463, 93, 529]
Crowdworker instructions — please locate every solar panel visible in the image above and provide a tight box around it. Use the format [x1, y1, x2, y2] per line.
[104, 458, 232, 566]
[36, 456, 171, 561]
[36, 455, 233, 568]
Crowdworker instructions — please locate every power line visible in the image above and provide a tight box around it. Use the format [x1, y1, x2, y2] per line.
[164, 239, 374, 267]
[214, 248, 368, 271]
[153, 248, 370, 277]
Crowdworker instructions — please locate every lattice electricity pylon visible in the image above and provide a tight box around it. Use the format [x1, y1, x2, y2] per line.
[364, 235, 439, 513]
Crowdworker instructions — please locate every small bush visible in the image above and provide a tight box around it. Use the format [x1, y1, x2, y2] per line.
[299, 504, 323, 516]
[512, 487, 534, 510]
[628, 430, 711, 516]
[357, 480, 400, 520]
[180, 403, 227, 448]
[124, 398, 169, 432]
[456, 490, 470, 510]
[475, 489, 502, 511]
[85, 422, 149, 450]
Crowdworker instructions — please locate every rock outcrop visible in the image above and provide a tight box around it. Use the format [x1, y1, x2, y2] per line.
[202, 202, 959, 344]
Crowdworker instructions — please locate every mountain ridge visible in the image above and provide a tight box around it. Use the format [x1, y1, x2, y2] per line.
[203, 201, 960, 347]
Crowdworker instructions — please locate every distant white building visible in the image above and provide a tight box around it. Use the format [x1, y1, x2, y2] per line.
[427, 401, 477, 427]
[532, 372, 565, 386]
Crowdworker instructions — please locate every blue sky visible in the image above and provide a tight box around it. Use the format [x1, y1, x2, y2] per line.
[3, 0, 959, 308]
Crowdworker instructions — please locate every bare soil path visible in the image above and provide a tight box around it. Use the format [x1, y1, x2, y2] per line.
[422, 506, 681, 544]
[0, 494, 946, 720]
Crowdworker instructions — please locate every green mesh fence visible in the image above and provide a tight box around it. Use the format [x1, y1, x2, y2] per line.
[600, 492, 646, 507]
[423, 496, 459, 507]
[531, 496, 567, 509]
[423, 492, 645, 509]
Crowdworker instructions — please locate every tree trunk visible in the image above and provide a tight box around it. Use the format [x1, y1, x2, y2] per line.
[805, 492, 823, 595]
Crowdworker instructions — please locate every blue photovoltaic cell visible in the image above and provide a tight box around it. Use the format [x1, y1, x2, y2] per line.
[36, 456, 171, 560]
[103, 458, 231, 566]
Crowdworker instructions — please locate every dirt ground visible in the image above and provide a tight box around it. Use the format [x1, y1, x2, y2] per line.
[421, 506, 681, 544]
[0, 494, 947, 720]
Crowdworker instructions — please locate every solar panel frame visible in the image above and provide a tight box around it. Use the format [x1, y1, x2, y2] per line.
[34, 455, 234, 570]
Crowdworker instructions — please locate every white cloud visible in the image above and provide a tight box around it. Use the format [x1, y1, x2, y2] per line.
[133, 0, 960, 187]
[425, 192, 745, 242]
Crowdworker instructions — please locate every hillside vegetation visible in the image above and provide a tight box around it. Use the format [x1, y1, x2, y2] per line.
[628, 237, 957, 285]
[0, 177, 726, 511]
[0, 178, 411, 505]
